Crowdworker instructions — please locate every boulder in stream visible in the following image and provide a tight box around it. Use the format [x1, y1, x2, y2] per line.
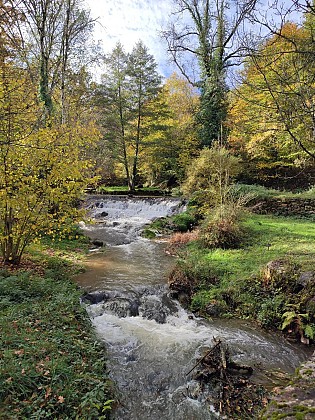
[81, 291, 108, 304]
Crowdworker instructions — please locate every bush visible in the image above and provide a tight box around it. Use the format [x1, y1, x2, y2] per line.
[171, 212, 197, 232]
[171, 251, 218, 287]
[256, 295, 286, 329]
[141, 228, 157, 239]
[202, 217, 246, 249]
[201, 204, 248, 249]
[182, 146, 241, 213]
[166, 230, 199, 255]
[229, 183, 280, 200]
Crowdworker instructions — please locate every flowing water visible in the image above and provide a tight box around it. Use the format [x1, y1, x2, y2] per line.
[76, 195, 311, 420]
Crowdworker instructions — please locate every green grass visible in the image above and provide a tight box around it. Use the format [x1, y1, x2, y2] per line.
[231, 183, 315, 200]
[180, 214, 315, 333]
[97, 185, 129, 193]
[96, 185, 167, 194]
[203, 214, 315, 282]
[0, 235, 113, 419]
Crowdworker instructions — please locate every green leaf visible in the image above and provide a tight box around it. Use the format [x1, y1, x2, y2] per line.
[281, 311, 296, 330]
[304, 324, 315, 340]
[102, 399, 114, 412]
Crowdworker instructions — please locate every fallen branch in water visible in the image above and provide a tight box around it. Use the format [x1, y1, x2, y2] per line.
[187, 338, 267, 418]
[186, 339, 222, 376]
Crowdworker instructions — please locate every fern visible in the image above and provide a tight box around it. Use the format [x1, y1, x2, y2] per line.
[281, 311, 297, 330]
[304, 324, 315, 340]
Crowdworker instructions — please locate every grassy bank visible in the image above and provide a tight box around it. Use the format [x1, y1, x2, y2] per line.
[171, 213, 315, 341]
[95, 185, 171, 196]
[0, 233, 113, 419]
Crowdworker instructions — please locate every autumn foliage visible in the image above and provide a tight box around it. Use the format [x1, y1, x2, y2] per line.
[0, 3, 99, 265]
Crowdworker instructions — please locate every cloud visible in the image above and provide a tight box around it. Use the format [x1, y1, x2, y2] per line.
[86, 0, 176, 77]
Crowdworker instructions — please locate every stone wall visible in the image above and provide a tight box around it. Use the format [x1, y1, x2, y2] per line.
[250, 198, 315, 218]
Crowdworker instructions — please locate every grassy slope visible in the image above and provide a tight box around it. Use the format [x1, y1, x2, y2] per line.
[0, 234, 113, 420]
[181, 213, 315, 335]
[204, 214, 315, 282]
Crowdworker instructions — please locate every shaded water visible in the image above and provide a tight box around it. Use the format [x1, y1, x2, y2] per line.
[76, 196, 311, 419]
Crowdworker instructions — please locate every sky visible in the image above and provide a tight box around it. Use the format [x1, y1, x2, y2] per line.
[86, 0, 177, 78]
[85, 0, 302, 83]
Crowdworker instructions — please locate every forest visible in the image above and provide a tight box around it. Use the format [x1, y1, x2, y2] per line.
[0, 0, 315, 264]
[1, 0, 315, 418]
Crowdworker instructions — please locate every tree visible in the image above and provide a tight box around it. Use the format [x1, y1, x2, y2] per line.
[97, 41, 161, 191]
[0, 60, 98, 264]
[163, 0, 257, 146]
[229, 21, 315, 187]
[140, 73, 200, 185]
[246, 0, 315, 159]
[0, 1, 100, 265]
[4, 0, 96, 122]
[163, 74, 200, 177]
[95, 42, 130, 184]
[126, 41, 162, 190]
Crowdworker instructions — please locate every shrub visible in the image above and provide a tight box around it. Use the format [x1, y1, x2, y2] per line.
[141, 228, 157, 239]
[171, 212, 197, 232]
[202, 217, 245, 249]
[182, 146, 241, 214]
[171, 252, 218, 288]
[166, 230, 199, 255]
[229, 183, 280, 200]
[200, 203, 248, 249]
[256, 295, 286, 329]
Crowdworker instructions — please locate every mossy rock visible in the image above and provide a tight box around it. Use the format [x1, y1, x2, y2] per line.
[142, 229, 157, 239]
[260, 352, 315, 419]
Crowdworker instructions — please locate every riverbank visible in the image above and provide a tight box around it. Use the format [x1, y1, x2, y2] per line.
[0, 232, 113, 419]
[168, 213, 315, 344]
[261, 351, 315, 419]
[163, 210, 315, 417]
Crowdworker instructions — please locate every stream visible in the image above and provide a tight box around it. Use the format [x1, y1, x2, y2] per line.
[76, 195, 311, 419]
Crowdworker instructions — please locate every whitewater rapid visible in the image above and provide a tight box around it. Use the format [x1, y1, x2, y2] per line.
[76, 195, 310, 419]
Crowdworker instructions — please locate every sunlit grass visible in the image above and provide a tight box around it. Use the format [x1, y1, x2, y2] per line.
[202, 214, 315, 282]
[185, 213, 315, 332]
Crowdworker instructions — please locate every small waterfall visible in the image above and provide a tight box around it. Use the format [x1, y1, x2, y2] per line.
[77, 195, 311, 420]
[80, 195, 185, 246]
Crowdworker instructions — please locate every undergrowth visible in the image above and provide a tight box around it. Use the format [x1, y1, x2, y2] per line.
[172, 214, 315, 341]
[0, 234, 113, 419]
[231, 183, 315, 200]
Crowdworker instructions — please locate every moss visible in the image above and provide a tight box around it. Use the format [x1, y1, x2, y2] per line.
[142, 228, 157, 239]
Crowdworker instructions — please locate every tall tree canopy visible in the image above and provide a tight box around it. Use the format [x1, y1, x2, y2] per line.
[142, 73, 200, 184]
[4, 0, 96, 122]
[0, 0, 99, 264]
[229, 18, 315, 187]
[163, 0, 257, 147]
[96, 41, 162, 191]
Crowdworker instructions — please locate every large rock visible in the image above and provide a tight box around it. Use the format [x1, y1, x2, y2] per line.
[261, 352, 315, 419]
